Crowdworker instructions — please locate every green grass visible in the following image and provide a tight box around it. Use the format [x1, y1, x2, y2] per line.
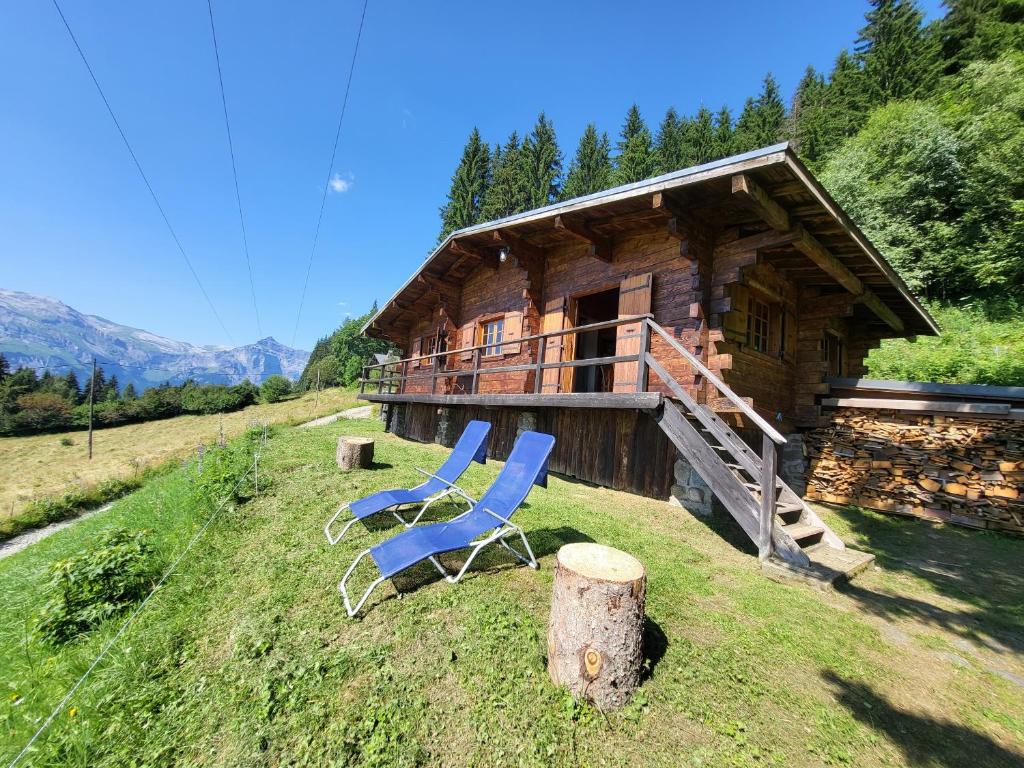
[2, 419, 1023, 767]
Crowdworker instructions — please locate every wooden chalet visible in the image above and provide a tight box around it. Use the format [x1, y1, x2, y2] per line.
[358, 143, 937, 579]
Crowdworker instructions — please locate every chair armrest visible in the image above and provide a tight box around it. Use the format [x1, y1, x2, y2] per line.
[414, 468, 475, 504]
[481, 507, 515, 527]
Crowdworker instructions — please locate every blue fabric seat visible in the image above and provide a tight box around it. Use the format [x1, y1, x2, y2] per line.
[339, 430, 556, 616]
[324, 420, 490, 544]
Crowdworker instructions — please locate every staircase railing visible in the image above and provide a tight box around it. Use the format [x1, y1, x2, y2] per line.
[641, 318, 785, 561]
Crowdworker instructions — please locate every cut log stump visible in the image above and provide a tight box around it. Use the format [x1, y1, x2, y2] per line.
[547, 543, 647, 710]
[336, 437, 374, 470]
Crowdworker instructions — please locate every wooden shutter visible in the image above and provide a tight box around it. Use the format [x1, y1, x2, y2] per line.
[613, 273, 653, 393]
[460, 324, 475, 361]
[410, 336, 421, 368]
[502, 311, 523, 355]
[540, 297, 567, 393]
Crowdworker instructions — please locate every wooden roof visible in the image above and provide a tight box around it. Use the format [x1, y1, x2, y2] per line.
[364, 143, 939, 339]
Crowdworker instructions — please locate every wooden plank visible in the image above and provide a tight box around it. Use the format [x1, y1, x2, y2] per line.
[822, 397, 1011, 415]
[826, 377, 1024, 403]
[732, 174, 791, 232]
[358, 392, 664, 409]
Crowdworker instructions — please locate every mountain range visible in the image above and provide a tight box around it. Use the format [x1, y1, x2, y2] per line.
[0, 288, 310, 392]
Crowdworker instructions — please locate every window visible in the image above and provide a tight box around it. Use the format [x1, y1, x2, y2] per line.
[481, 318, 504, 356]
[825, 333, 844, 377]
[747, 297, 771, 354]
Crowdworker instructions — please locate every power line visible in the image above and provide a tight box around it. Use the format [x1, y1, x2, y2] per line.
[206, 0, 262, 338]
[291, 0, 370, 346]
[50, 0, 234, 345]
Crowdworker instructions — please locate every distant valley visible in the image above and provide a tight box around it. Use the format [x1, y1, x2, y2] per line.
[0, 288, 309, 391]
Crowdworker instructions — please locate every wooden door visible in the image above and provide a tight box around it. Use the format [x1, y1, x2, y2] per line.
[540, 296, 568, 393]
[613, 273, 653, 393]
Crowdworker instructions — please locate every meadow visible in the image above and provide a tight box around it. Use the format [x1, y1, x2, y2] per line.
[0, 388, 357, 538]
[1, 416, 1021, 767]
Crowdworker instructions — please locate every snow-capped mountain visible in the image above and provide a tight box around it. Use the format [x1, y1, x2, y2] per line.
[0, 288, 309, 391]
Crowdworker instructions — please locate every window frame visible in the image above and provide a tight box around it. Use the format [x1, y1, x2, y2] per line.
[479, 317, 505, 357]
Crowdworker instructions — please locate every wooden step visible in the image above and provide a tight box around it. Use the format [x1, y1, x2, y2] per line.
[775, 502, 803, 524]
[780, 522, 824, 544]
[762, 545, 875, 590]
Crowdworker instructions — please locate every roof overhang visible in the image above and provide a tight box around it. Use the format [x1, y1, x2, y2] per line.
[363, 143, 939, 339]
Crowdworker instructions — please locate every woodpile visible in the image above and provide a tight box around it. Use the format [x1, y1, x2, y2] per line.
[806, 408, 1024, 533]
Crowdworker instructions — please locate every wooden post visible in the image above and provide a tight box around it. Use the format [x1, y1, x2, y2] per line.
[533, 335, 545, 393]
[471, 348, 481, 395]
[548, 543, 647, 710]
[313, 367, 321, 412]
[399, 360, 408, 395]
[359, 366, 366, 394]
[637, 319, 650, 393]
[758, 433, 777, 561]
[87, 356, 96, 460]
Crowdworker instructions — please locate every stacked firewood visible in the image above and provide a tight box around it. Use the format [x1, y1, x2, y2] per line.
[805, 408, 1024, 533]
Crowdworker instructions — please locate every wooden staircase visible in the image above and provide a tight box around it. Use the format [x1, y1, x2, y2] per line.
[642, 320, 873, 585]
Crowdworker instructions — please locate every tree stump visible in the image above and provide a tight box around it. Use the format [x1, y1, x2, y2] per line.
[336, 437, 374, 470]
[547, 543, 647, 710]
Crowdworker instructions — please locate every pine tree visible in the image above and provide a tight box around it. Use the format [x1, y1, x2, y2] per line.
[939, 0, 1024, 75]
[64, 370, 80, 403]
[823, 49, 871, 155]
[613, 104, 657, 185]
[123, 382, 138, 400]
[655, 107, 686, 174]
[0, 353, 8, 383]
[713, 106, 735, 159]
[106, 374, 120, 402]
[690, 106, 716, 164]
[733, 97, 760, 153]
[562, 123, 613, 200]
[480, 132, 531, 220]
[438, 127, 490, 241]
[85, 367, 107, 404]
[521, 112, 563, 208]
[856, 0, 939, 104]
[788, 66, 831, 166]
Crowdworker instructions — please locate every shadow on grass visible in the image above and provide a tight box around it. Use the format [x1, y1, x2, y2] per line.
[824, 504, 1024, 655]
[824, 670, 1024, 767]
[643, 617, 669, 681]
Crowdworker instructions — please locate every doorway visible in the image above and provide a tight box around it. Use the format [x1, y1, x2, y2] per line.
[571, 287, 619, 393]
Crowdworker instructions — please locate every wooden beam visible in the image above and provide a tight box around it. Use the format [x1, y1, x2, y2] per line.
[791, 225, 863, 295]
[859, 289, 905, 333]
[714, 228, 799, 258]
[491, 229, 545, 265]
[731, 173, 790, 232]
[449, 238, 486, 261]
[553, 215, 612, 261]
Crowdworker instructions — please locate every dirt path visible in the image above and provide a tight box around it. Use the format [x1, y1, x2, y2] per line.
[299, 405, 373, 428]
[0, 503, 113, 560]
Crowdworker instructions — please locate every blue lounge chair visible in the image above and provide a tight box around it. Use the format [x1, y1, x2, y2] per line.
[324, 420, 491, 544]
[339, 430, 555, 617]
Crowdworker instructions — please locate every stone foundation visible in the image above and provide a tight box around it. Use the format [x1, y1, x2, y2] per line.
[436, 407, 457, 447]
[669, 455, 714, 518]
[780, 433, 808, 497]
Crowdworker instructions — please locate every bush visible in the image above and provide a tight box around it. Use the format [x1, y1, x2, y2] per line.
[11, 393, 74, 433]
[866, 300, 1024, 386]
[260, 375, 292, 403]
[37, 527, 159, 643]
[193, 431, 260, 508]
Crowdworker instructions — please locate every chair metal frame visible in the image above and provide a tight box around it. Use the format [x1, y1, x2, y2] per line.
[337, 507, 538, 618]
[324, 467, 476, 545]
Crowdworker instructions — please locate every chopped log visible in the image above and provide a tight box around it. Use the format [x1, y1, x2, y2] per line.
[547, 543, 647, 711]
[805, 407, 1024, 533]
[337, 437, 374, 470]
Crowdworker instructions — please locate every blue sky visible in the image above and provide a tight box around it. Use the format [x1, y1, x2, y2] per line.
[1, 0, 944, 352]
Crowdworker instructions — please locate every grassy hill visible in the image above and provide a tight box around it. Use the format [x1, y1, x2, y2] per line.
[0, 387, 358, 537]
[1, 418, 1021, 766]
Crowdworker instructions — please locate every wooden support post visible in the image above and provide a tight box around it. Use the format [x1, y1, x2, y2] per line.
[359, 367, 366, 395]
[399, 360, 408, 395]
[637, 319, 650, 393]
[471, 348, 481, 395]
[534, 336, 545, 393]
[758, 433, 777, 561]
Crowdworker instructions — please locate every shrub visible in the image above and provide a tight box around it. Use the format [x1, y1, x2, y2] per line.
[11, 393, 73, 433]
[193, 432, 260, 509]
[260, 375, 292, 403]
[37, 527, 159, 643]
